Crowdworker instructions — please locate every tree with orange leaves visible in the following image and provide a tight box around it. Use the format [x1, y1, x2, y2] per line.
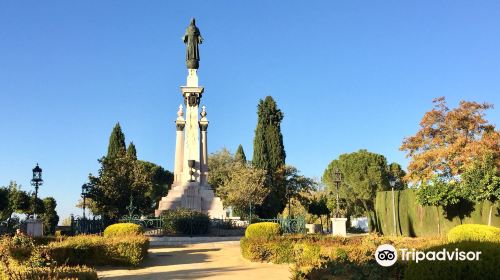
[401, 97, 499, 234]
[401, 97, 499, 184]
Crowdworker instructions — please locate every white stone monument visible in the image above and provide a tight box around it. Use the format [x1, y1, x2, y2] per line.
[331, 217, 347, 237]
[155, 19, 225, 218]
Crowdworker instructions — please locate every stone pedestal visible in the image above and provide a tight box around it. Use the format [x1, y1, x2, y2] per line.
[305, 224, 322, 234]
[26, 219, 43, 237]
[331, 218, 347, 237]
[155, 181, 225, 218]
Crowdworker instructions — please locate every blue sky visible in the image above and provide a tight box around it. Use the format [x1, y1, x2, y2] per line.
[1, 1, 499, 221]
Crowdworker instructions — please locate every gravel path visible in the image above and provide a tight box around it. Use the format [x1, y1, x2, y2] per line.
[97, 241, 291, 280]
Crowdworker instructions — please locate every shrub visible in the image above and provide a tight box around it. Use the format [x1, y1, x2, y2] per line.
[405, 241, 500, 280]
[161, 208, 210, 235]
[1, 264, 98, 280]
[240, 237, 294, 264]
[447, 224, 500, 243]
[47, 235, 149, 267]
[245, 222, 281, 240]
[0, 236, 98, 280]
[103, 223, 144, 238]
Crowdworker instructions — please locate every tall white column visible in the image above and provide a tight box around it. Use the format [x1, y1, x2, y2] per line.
[173, 105, 185, 183]
[199, 106, 209, 185]
[181, 69, 204, 183]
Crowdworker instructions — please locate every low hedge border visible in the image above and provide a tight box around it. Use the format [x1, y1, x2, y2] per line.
[47, 235, 149, 267]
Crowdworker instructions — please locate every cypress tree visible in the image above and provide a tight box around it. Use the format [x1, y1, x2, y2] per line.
[235, 144, 247, 164]
[127, 142, 137, 160]
[252, 96, 286, 218]
[107, 123, 126, 158]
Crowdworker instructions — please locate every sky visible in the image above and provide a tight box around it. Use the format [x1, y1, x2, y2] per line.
[1, 1, 499, 221]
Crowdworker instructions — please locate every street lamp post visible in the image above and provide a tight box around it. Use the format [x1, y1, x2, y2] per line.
[81, 184, 90, 220]
[390, 179, 398, 236]
[30, 163, 43, 218]
[333, 168, 342, 218]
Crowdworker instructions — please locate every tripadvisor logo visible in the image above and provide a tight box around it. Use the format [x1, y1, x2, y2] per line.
[375, 244, 482, 266]
[375, 244, 398, 267]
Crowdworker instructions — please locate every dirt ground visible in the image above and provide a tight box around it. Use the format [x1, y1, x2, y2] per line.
[97, 241, 291, 280]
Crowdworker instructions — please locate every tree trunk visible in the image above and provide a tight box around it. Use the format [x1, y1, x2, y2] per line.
[436, 206, 441, 236]
[319, 215, 324, 233]
[488, 205, 493, 226]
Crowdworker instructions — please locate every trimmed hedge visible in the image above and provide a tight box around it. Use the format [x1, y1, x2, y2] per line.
[245, 222, 281, 240]
[104, 223, 144, 238]
[404, 241, 500, 280]
[1, 264, 97, 280]
[161, 208, 210, 235]
[375, 189, 500, 237]
[240, 237, 294, 264]
[0, 236, 98, 280]
[447, 224, 500, 243]
[47, 235, 149, 267]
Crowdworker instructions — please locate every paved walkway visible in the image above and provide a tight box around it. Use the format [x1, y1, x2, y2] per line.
[97, 241, 291, 280]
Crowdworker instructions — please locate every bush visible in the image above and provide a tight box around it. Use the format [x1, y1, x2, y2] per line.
[240, 237, 294, 264]
[245, 222, 281, 240]
[1, 264, 98, 280]
[405, 241, 500, 280]
[447, 224, 500, 243]
[103, 223, 144, 238]
[47, 235, 149, 267]
[0, 236, 98, 280]
[161, 208, 210, 235]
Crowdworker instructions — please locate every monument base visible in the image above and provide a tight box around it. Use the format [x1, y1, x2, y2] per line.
[26, 219, 43, 237]
[155, 181, 225, 218]
[331, 218, 347, 237]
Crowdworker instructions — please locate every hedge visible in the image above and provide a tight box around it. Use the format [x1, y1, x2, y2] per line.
[103, 223, 144, 238]
[240, 237, 294, 264]
[245, 222, 281, 240]
[0, 236, 98, 280]
[1, 264, 97, 280]
[161, 208, 210, 235]
[447, 224, 500, 243]
[47, 235, 149, 267]
[404, 241, 500, 280]
[375, 189, 500, 237]
[241, 234, 446, 280]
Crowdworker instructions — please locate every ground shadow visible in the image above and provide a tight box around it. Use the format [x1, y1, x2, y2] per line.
[146, 248, 221, 267]
[100, 266, 253, 280]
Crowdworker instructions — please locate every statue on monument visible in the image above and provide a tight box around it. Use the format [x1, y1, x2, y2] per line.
[183, 18, 203, 69]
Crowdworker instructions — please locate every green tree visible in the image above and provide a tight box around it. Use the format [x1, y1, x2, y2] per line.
[208, 148, 235, 193]
[387, 162, 407, 190]
[306, 192, 331, 232]
[416, 176, 460, 235]
[252, 96, 286, 218]
[235, 144, 247, 164]
[0, 186, 10, 221]
[278, 165, 316, 217]
[137, 160, 173, 207]
[0, 182, 31, 220]
[323, 150, 391, 231]
[89, 124, 173, 220]
[218, 163, 268, 217]
[461, 154, 500, 226]
[107, 122, 126, 158]
[40, 197, 59, 235]
[127, 142, 137, 160]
